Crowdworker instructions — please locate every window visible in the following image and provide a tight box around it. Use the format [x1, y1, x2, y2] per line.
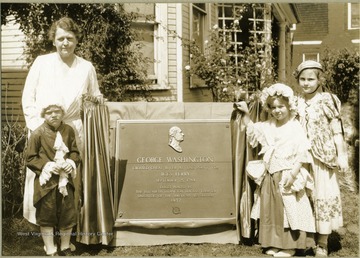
[218, 3, 246, 68]
[192, 4, 206, 51]
[123, 3, 169, 89]
[217, 4, 269, 69]
[217, 3, 272, 90]
[290, 24, 296, 31]
[190, 3, 208, 88]
[303, 53, 320, 62]
[348, 3, 360, 30]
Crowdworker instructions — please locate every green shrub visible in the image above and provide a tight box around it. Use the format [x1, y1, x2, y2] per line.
[1, 123, 27, 217]
[320, 48, 360, 192]
[321, 48, 360, 106]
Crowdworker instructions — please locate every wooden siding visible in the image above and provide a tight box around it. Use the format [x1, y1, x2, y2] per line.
[1, 70, 27, 125]
[1, 17, 27, 125]
[166, 4, 178, 101]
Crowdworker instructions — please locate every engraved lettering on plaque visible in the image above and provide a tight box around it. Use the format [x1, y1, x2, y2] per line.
[114, 120, 235, 225]
[168, 126, 184, 153]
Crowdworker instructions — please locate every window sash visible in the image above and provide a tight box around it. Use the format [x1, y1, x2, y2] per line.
[302, 53, 320, 62]
[189, 3, 208, 88]
[124, 3, 169, 89]
[348, 3, 360, 30]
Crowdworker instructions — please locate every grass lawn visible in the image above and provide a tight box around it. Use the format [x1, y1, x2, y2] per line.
[2, 187, 358, 257]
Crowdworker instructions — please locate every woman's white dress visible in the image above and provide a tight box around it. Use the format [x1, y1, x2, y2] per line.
[22, 52, 100, 224]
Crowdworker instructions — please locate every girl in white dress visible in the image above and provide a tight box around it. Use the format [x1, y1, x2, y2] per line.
[236, 83, 316, 257]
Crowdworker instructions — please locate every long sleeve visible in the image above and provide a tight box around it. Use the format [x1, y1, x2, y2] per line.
[26, 129, 50, 175]
[323, 93, 343, 135]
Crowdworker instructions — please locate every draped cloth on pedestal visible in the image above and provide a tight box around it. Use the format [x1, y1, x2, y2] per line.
[230, 100, 261, 241]
[77, 99, 114, 245]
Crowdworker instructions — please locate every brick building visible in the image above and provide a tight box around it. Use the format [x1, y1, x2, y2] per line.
[290, 2, 359, 86]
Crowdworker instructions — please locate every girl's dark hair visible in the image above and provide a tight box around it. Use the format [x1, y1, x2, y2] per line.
[48, 17, 81, 41]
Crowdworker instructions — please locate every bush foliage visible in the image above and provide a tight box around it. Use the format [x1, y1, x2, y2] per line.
[1, 122, 27, 218]
[321, 48, 359, 106]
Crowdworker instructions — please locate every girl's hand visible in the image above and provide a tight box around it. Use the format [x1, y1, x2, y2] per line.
[52, 164, 62, 175]
[282, 172, 296, 188]
[61, 162, 73, 174]
[338, 155, 349, 173]
[235, 101, 249, 114]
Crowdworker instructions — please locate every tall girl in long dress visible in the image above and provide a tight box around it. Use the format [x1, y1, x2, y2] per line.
[294, 60, 348, 257]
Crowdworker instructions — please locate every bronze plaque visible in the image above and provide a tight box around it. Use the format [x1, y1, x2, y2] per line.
[114, 119, 235, 228]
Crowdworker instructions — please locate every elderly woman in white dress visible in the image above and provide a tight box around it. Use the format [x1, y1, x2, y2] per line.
[22, 17, 101, 225]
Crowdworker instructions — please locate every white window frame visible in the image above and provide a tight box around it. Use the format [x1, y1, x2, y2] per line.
[302, 53, 320, 62]
[152, 4, 169, 89]
[124, 3, 169, 90]
[348, 3, 360, 30]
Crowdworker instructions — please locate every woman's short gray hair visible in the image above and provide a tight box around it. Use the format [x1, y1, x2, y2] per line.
[48, 17, 81, 42]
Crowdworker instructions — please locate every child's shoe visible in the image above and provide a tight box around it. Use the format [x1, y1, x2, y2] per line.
[47, 252, 59, 256]
[315, 245, 328, 257]
[44, 246, 58, 256]
[265, 248, 280, 255]
[69, 243, 76, 252]
[58, 243, 76, 256]
[59, 248, 73, 256]
[302, 246, 316, 256]
[273, 249, 295, 257]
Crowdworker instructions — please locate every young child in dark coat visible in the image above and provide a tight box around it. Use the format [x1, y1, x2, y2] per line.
[26, 101, 81, 256]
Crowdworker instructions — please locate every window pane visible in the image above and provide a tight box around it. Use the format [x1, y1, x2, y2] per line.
[124, 3, 156, 78]
[303, 53, 319, 62]
[191, 4, 206, 87]
[133, 22, 155, 75]
[192, 7, 205, 48]
[351, 3, 360, 28]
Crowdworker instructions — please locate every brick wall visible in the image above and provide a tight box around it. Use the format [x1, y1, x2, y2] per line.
[290, 2, 359, 83]
[293, 3, 328, 41]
